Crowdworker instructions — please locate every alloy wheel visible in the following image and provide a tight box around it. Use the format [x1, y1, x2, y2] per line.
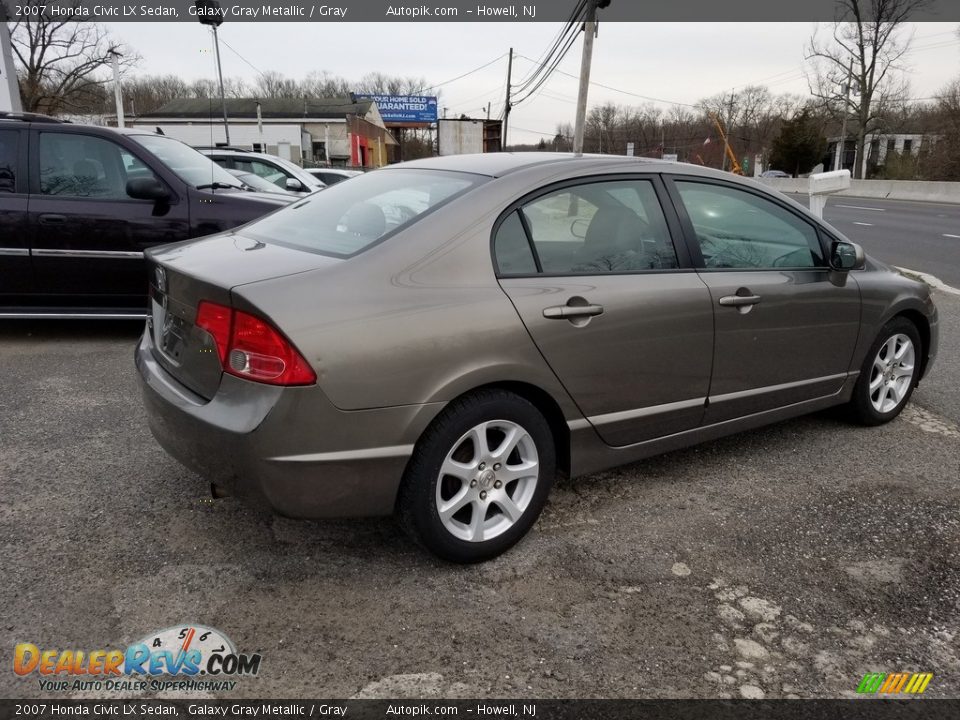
[435, 420, 540, 543]
[868, 333, 915, 413]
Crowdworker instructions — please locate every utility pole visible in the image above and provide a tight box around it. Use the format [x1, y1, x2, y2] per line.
[109, 51, 125, 128]
[835, 58, 853, 172]
[572, 1, 598, 155]
[211, 25, 230, 144]
[722, 92, 734, 171]
[196, 1, 229, 144]
[503, 47, 513, 150]
[0, 2, 23, 113]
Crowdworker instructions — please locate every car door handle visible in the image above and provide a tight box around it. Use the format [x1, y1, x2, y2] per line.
[718, 294, 761, 307]
[38, 214, 67, 225]
[543, 303, 604, 319]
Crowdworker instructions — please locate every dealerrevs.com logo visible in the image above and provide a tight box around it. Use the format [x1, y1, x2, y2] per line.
[13, 625, 262, 693]
[856, 672, 934, 695]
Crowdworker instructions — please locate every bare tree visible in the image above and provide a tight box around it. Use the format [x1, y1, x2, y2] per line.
[251, 70, 299, 99]
[301, 70, 351, 98]
[805, 0, 929, 178]
[10, 0, 139, 114]
[357, 72, 430, 96]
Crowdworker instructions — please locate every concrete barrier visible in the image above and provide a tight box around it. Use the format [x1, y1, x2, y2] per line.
[756, 177, 960, 205]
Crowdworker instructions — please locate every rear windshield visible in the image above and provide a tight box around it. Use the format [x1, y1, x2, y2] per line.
[242, 168, 484, 257]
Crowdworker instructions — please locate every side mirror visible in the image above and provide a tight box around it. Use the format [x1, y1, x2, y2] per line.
[127, 177, 170, 202]
[831, 240, 866, 271]
[285, 177, 304, 192]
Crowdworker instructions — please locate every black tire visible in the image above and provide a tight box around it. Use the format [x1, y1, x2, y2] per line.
[397, 389, 556, 563]
[846, 317, 922, 426]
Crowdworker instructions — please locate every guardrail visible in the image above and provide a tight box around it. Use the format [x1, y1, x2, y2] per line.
[757, 177, 960, 205]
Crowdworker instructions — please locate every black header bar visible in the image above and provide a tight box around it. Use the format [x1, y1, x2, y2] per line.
[0, 699, 957, 719]
[3, 0, 959, 22]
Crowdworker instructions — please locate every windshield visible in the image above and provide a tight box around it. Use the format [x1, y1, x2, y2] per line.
[228, 169, 288, 194]
[130, 134, 240, 188]
[244, 169, 484, 257]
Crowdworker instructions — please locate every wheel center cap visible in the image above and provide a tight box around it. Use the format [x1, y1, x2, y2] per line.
[478, 469, 496, 491]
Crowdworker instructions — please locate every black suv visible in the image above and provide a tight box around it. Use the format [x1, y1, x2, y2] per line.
[0, 113, 294, 318]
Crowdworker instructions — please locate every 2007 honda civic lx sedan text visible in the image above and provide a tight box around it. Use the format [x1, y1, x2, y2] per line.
[136, 153, 938, 562]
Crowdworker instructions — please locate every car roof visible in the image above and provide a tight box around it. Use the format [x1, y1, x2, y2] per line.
[392, 152, 745, 182]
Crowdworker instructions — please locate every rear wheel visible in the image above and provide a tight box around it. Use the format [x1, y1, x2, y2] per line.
[847, 317, 921, 425]
[398, 390, 556, 563]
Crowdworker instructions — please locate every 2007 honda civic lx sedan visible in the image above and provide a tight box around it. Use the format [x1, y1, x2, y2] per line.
[136, 153, 938, 562]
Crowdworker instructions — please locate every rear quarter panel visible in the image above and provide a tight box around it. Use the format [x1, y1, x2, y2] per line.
[231, 170, 592, 418]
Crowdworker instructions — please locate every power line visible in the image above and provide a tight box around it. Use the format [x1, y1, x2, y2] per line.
[417, 53, 509, 93]
[511, 0, 586, 93]
[514, 54, 699, 108]
[217, 36, 266, 78]
[509, 1, 588, 105]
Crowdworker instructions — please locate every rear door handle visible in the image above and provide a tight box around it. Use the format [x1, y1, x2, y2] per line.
[543, 303, 604, 319]
[39, 214, 67, 225]
[718, 294, 761, 307]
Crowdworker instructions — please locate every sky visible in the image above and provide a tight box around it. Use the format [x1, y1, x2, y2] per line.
[110, 21, 960, 144]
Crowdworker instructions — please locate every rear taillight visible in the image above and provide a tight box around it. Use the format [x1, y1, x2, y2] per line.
[195, 300, 316, 386]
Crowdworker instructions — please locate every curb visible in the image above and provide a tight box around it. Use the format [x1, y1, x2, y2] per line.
[895, 267, 960, 296]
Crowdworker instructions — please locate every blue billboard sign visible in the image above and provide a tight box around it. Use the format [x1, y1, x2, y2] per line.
[359, 95, 438, 123]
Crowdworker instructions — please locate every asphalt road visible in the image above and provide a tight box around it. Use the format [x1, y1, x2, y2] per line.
[2, 295, 959, 702]
[787, 193, 960, 288]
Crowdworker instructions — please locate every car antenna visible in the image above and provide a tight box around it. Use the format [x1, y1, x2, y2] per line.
[155, 127, 165, 135]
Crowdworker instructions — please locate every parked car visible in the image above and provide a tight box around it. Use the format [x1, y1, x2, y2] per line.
[137, 153, 938, 562]
[199, 148, 325, 195]
[305, 167, 363, 186]
[225, 168, 298, 196]
[0, 112, 293, 318]
[761, 170, 791, 178]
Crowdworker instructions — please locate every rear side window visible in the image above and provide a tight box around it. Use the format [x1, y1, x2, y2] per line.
[494, 212, 538, 275]
[675, 181, 825, 269]
[0, 130, 17, 193]
[39, 133, 157, 199]
[514, 179, 678, 274]
[244, 169, 483, 257]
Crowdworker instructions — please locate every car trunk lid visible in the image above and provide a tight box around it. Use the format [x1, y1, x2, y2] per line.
[146, 231, 338, 399]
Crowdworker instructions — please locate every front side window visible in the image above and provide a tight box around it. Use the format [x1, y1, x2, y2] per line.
[517, 179, 678, 274]
[244, 168, 483, 257]
[0, 130, 18, 193]
[675, 181, 824, 269]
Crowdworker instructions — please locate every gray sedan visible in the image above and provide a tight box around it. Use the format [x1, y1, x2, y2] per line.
[136, 154, 938, 562]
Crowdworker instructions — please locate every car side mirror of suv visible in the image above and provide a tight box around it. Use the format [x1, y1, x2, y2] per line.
[831, 240, 865, 271]
[285, 177, 304, 192]
[127, 177, 170, 202]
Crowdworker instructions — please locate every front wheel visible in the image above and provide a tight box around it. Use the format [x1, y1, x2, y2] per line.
[398, 390, 556, 563]
[847, 317, 921, 426]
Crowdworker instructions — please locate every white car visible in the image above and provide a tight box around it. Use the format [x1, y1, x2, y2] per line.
[199, 148, 325, 194]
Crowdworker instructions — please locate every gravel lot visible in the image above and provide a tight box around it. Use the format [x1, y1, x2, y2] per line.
[2, 291, 958, 700]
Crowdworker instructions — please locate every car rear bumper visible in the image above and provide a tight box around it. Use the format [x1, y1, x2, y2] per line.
[135, 329, 443, 518]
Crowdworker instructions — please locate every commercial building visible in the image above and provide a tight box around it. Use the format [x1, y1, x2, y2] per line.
[131, 96, 397, 167]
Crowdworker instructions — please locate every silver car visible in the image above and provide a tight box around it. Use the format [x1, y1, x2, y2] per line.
[136, 153, 938, 562]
